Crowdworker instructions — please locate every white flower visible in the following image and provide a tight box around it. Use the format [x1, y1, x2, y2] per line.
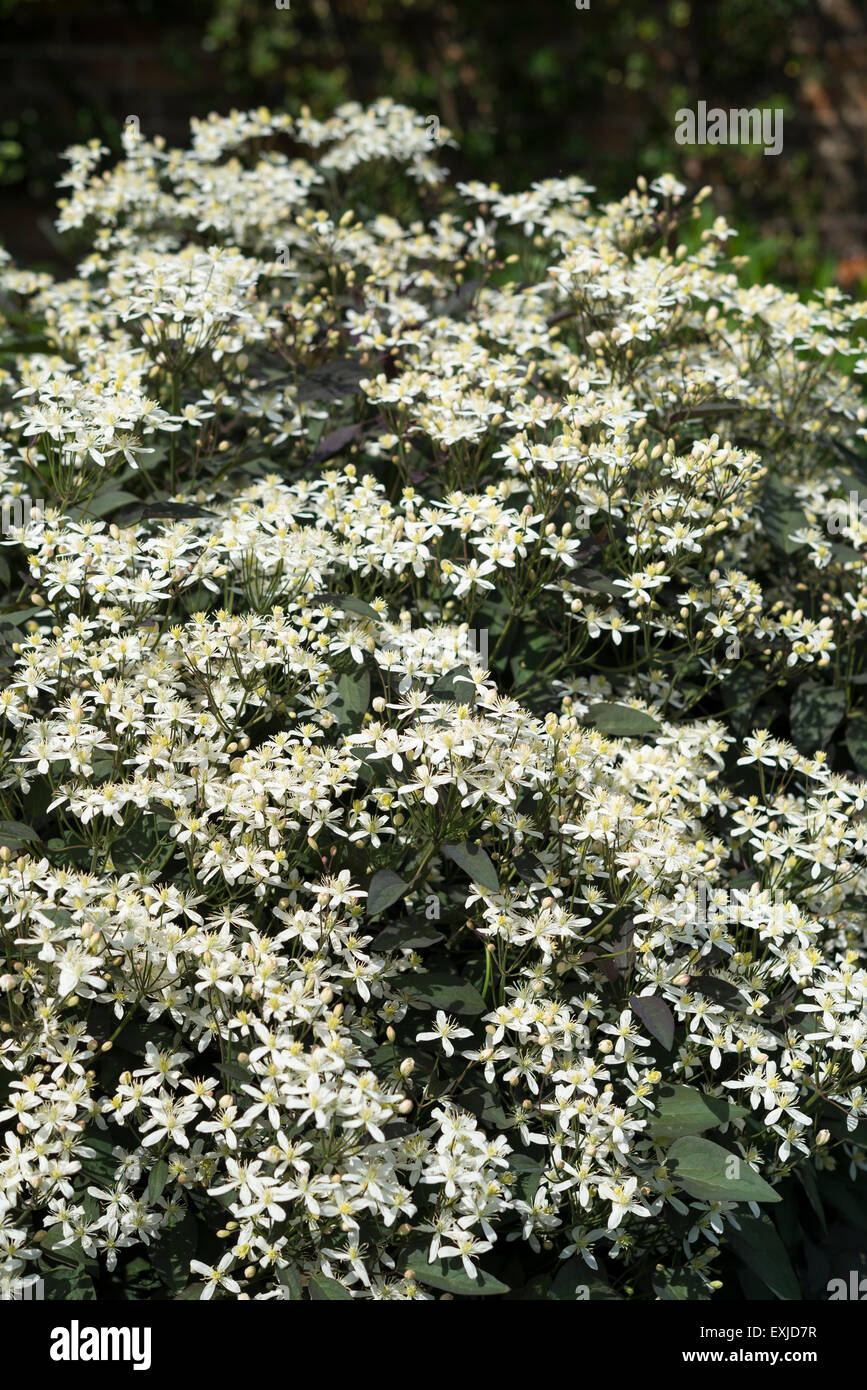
[596, 1176, 651, 1230]
[416, 1011, 473, 1057]
[190, 1253, 241, 1300]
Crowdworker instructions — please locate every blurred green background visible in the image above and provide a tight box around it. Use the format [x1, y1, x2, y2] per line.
[1, 0, 866, 291]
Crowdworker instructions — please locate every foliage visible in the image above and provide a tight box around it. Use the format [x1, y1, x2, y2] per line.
[0, 0, 854, 290]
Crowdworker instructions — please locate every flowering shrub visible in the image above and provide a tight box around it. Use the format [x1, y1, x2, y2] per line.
[1, 99, 866, 1301]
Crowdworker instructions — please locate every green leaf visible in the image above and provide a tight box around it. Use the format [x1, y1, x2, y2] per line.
[510, 632, 561, 686]
[549, 1264, 618, 1300]
[372, 919, 444, 950]
[824, 1115, 867, 1148]
[277, 1263, 304, 1300]
[0, 819, 41, 847]
[121, 1254, 165, 1297]
[648, 1084, 740, 1140]
[314, 592, 380, 621]
[761, 475, 808, 555]
[728, 870, 759, 890]
[652, 1266, 713, 1300]
[431, 665, 477, 703]
[90, 754, 115, 783]
[403, 1246, 509, 1296]
[846, 715, 867, 773]
[831, 542, 863, 564]
[629, 994, 675, 1051]
[219, 1059, 254, 1088]
[309, 1272, 353, 1300]
[367, 868, 409, 917]
[819, 1174, 867, 1232]
[40, 1227, 88, 1266]
[80, 1130, 123, 1186]
[789, 681, 846, 753]
[403, 970, 486, 1016]
[78, 488, 140, 519]
[147, 1158, 169, 1204]
[43, 1266, 96, 1300]
[333, 667, 370, 726]
[517, 1261, 618, 1300]
[442, 840, 499, 892]
[668, 1136, 781, 1203]
[720, 665, 767, 737]
[569, 567, 621, 598]
[584, 703, 661, 736]
[150, 1211, 198, 1295]
[795, 1161, 826, 1232]
[726, 1212, 801, 1300]
[509, 1153, 544, 1204]
[460, 1086, 515, 1131]
[0, 606, 44, 626]
[0, 336, 52, 356]
[115, 500, 217, 524]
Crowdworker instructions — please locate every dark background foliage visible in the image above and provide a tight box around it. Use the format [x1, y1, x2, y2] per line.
[2, 0, 867, 1305]
[2, 0, 867, 290]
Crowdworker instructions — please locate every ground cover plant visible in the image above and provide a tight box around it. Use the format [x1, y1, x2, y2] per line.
[1, 100, 867, 1301]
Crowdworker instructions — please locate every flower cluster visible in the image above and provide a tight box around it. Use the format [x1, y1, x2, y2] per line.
[0, 100, 865, 1302]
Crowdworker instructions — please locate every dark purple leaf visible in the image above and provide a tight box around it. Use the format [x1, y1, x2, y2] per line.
[629, 993, 675, 1050]
[297, 359, 369, 401]
[311, 423, 362, 464]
